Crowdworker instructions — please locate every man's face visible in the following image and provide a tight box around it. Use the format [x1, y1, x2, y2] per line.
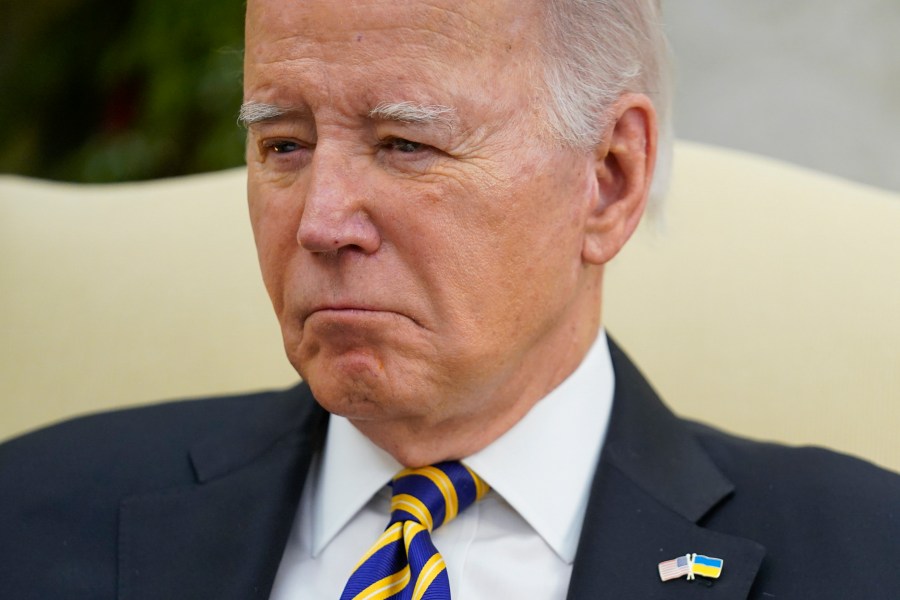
[244, 0, 604, 454]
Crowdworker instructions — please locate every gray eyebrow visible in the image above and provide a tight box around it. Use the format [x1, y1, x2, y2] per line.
[237, 102, 289, 128]
[368, 101, 457, 127]
[237, 100, 458, 128]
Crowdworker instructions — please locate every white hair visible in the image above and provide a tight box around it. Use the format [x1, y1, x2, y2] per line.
[369, 101, 456, 127]
[237, 101, 286, 127]
[541, 0, 672, 220]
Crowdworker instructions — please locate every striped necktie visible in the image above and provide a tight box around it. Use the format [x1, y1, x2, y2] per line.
[340, 461, 490, 600]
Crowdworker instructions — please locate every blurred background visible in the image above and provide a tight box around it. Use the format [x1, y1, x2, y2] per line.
[667, 1, 900, 193]
[1, 0, 898, 191]
[0, 0, 245, 182]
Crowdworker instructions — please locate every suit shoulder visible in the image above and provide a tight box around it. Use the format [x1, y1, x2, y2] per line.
[687, 419, 900, 498]
[682, 423, 900, 595]
[0, 385, 315, 598]
[0, 385, 311, 490]
[687, 420, 900, 551]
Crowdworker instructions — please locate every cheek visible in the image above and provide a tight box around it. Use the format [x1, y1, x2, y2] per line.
[248, 181, 303, 313]
[470, 165, 587, 313]
[402, 177, 535, 324]
[486, 161, 585, 259]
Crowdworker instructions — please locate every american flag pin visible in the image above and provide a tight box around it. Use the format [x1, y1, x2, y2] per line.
[658, 552, 724, 581]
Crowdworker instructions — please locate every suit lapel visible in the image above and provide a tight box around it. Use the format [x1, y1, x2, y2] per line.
[117, 385, 327, 600]
[567, 341, 765, 599]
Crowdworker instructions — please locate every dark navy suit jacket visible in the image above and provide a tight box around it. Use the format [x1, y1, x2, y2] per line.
[2, 340, 898, 599]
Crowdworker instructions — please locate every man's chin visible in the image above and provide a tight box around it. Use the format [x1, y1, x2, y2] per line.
[299, 353, 392, 415]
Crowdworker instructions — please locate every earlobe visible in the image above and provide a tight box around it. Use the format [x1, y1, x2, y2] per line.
[582, 94, 657, 265]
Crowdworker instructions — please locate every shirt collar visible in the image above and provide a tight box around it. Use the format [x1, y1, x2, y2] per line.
[311, 330, 615, 563]
[311, 414, 401, 557]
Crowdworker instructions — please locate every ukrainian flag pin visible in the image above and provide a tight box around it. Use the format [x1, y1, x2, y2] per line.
[658, 552, 724, 581]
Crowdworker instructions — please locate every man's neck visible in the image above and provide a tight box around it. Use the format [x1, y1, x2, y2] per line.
[350, 305, 604, 467]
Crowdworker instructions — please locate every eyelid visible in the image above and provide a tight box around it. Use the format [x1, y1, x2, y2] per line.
[262, 139, 297, 151]
[255, 137, 314, 171]
[250, 119, 315, 145]
[382, 136, 426, 151]
[260, 137, 312, 154]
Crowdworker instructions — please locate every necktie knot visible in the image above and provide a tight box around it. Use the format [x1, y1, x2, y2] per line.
[340, 461, 489, 600]
[389, 461, 489, 533]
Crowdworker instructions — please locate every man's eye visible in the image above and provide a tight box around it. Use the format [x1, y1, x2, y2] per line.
[264, 140, 301, 154]
[386, 138, 423, 153]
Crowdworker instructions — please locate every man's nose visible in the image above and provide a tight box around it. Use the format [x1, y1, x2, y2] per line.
[296, 148, 381, 255]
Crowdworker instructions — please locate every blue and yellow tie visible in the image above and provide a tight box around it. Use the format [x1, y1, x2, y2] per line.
[340, 461, 490, 600]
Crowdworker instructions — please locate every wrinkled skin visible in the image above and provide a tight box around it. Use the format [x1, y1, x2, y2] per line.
[244, 0, 655, 465]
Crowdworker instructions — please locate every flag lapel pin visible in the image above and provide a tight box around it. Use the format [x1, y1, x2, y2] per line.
[658, 553, 724, 582]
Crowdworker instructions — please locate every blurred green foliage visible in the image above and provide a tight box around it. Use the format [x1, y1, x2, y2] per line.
[0, 0, 246, 182]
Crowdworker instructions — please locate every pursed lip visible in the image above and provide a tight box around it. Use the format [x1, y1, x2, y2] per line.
[309, 302, 387, 314]
[303, 304, 421, 327]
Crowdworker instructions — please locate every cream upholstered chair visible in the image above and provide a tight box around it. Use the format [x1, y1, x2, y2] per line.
[605, 143, 900, 473]
[2, 141, 898, 473]
[1, 169, 298, 439]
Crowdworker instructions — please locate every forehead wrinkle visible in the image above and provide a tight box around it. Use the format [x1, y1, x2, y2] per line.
[247, 0, 499, 63]
[244, 2, 542, 132]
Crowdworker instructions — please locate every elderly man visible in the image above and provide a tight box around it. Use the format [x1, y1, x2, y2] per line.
[1, 0, 898, 598]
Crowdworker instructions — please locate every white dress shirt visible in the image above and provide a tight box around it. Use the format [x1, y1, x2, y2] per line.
[269, 331, 615, 599]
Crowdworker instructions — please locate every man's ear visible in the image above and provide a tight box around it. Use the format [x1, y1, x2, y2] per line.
[582, 93, 657, 265]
